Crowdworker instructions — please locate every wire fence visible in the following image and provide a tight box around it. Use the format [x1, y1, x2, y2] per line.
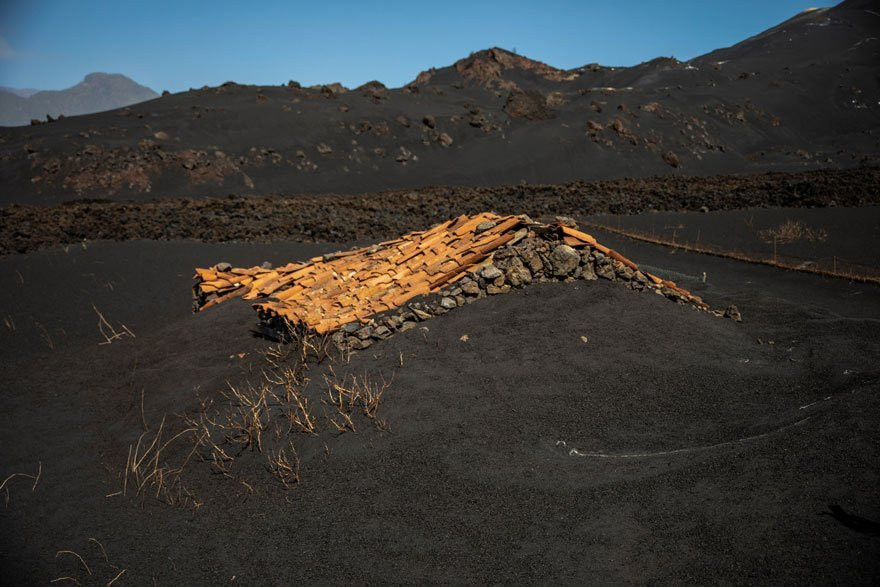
[584, 222, 880, 285]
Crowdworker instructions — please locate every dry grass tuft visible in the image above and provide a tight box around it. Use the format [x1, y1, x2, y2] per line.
[323, 367, 392, 432]
[52, 538, 125, 586]
[122, 415, 200, 507]
[758, 219, 828, 244]
[267, 442, 301, 487]
[1, 461, 42, 507]
[120, 327, 396, 504]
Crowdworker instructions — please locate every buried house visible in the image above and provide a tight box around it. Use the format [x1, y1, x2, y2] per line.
[193, 212, 729, 348]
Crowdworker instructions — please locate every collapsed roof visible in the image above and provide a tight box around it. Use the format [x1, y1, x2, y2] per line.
[193, 212, 709, 337]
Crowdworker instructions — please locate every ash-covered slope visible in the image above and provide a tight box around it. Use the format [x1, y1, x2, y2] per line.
[0, 73, 159, 127]
[1, 0, 878, 205]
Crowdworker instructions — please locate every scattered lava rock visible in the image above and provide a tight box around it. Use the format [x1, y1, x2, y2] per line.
[2, 168, 877, 256]
[662, 150, 681, 168]
[503, 89, 553, 120]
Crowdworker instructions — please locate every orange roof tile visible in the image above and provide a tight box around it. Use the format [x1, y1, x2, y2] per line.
[194, 213, 707, 333]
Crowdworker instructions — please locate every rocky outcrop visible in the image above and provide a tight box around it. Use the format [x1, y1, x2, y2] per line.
[453, 48, 580, 87]
[503, 89, 553, 120]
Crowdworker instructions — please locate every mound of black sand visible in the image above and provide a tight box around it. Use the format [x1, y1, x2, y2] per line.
[2, 167, 878, 256]
[0, 237, 878, 582]
[1, 0, 878, 204]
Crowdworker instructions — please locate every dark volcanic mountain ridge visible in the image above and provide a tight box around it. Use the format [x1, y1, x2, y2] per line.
[0, 0, 877, 205]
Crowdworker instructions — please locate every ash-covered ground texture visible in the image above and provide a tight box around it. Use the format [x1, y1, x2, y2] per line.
[1, 0, 879, 205]
[0, 234, 879, 583]
[2, 1, 880, 584]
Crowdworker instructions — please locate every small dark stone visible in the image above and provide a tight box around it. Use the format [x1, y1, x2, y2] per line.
[372, 325, 392, 339]
[520, 250, 544, 274]
[504, 257, 532, 287]
[580, 263, 598, 281]
[383, 315, 404, 330]
[340, 322, 360, 334]
[616, 264, 634, 280]
[596, 264, 616, 280]
[480, 264, 503, 280]
[412, 308, 432, 321]
[486, 284, 510, 295]
[724, 305, 743, 322]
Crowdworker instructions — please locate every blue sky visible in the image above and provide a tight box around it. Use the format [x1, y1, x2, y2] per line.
[0, 0, 824, 92]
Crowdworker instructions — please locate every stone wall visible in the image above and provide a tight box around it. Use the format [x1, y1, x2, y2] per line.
[308, 234, 737, 352]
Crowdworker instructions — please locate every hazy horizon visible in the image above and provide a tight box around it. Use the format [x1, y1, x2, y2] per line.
[1, 0, 824, 93]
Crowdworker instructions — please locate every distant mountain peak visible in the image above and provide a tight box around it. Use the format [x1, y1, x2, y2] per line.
[0, 72, 158, 126]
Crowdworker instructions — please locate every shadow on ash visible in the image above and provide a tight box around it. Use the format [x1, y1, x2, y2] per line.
[193, 213, 742, 348]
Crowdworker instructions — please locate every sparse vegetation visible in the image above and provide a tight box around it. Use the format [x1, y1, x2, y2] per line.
[51, 538, 125, 586]
[118, 327, 393, 507]
[585, 220, 880, 285]
[758, 219, 828, 244]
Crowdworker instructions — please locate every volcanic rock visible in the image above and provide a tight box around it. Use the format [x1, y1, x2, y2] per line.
[550, 245, 580, 276]
[503, 89, 552, 120]
[480, 264, 503, 280]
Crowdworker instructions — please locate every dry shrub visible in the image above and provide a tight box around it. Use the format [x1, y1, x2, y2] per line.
[758, 219, 828, 244]
[267, 442, 300, 488]
[323, 367, 392, 432]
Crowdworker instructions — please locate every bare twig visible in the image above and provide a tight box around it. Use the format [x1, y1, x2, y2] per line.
[1, 461, 42, 507]
[88, 538, 118, 570]
[93, 305, 135, 345]
[35, 322, 54, 349]
[56, 550, 91, 576]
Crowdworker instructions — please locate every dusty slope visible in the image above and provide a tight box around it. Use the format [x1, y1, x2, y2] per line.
[1, 0, 878, 205]
[0, 234, 878, 583]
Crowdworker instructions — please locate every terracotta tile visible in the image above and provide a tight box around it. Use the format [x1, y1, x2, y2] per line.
[196, 213, 705, 331]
